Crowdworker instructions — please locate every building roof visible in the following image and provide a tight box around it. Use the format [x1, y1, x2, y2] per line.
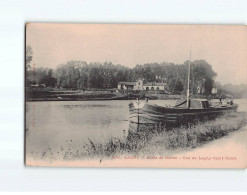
[118, 82, 136, 86]
[143, 82, 166, 86]
[118, 81, 167, 86]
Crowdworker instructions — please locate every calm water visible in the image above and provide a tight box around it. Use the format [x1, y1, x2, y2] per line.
[26, 100, 130, 156]
[25, 99, 247, 160]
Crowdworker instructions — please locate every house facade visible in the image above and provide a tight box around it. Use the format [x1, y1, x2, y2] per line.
[143, 82, 166, 91]
[117, 79, 167, 91]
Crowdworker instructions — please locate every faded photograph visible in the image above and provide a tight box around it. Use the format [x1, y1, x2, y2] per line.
[25, 23, 247, 168]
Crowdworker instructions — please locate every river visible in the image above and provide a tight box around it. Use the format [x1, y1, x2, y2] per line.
[25, 99, 247, 163]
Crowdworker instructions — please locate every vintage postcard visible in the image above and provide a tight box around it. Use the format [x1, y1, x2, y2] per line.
[25, 23, 247, 168]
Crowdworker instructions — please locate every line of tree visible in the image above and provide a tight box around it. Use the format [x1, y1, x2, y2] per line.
[26, 45, 57, 87]
[26, 45, 217, 95]
[54, 60, 216, 95]
[56, 61, 134, 89]
[215, 82, 247, 98]
[26, 67, 57, 87]
[26, 60, 217, 95]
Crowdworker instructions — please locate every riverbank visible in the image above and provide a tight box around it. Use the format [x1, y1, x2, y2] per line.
[80, 112, 247, 159]
[25, 88, 186, 101]
[26, 88, 123, 101]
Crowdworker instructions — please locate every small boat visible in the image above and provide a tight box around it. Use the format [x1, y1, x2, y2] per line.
[129, 51, 238, 132]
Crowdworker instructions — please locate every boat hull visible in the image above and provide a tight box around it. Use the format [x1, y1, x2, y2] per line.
[129, 102, 238, 132]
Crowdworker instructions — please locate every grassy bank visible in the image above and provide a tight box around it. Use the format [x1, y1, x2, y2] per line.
[79, 112, 246, 159]
[26, 88, 124, 101]
[26, 87, 186, 101]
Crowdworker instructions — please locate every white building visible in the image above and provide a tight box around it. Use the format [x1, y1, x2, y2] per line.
[143, 82, 166, 91]
[211, 87, 218, 94]
[118, 79, 167, 91]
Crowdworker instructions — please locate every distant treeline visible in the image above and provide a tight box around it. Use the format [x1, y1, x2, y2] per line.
[26, 59, 219, 95]
[27, 44, 247, 96]
[215, 82, 247, 98]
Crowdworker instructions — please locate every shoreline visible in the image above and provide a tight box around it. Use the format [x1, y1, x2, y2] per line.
[25, 88, 245, 102]
[26, 97, 183, 102]
[25, 112, 246, 163]
[25, 88, 186, 102]
[82, 112, 247, 159]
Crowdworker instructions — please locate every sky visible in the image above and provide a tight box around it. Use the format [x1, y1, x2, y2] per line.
[26, 23, 247, 85]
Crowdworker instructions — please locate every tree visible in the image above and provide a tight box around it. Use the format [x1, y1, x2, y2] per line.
[26, 45, 33, 71]
[168, 79, 184, 94]
[25, 45, 33, 86]
[52, 59, 217, 93]
[39, 69, 57, 87]
[189, 60, 217, 95]
[175, 80, 184, 93]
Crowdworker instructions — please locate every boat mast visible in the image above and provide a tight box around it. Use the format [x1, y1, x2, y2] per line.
[186, 50, 191, 108]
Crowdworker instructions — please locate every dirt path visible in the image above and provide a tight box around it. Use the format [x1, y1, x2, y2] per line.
[177, 124, 247, 168]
